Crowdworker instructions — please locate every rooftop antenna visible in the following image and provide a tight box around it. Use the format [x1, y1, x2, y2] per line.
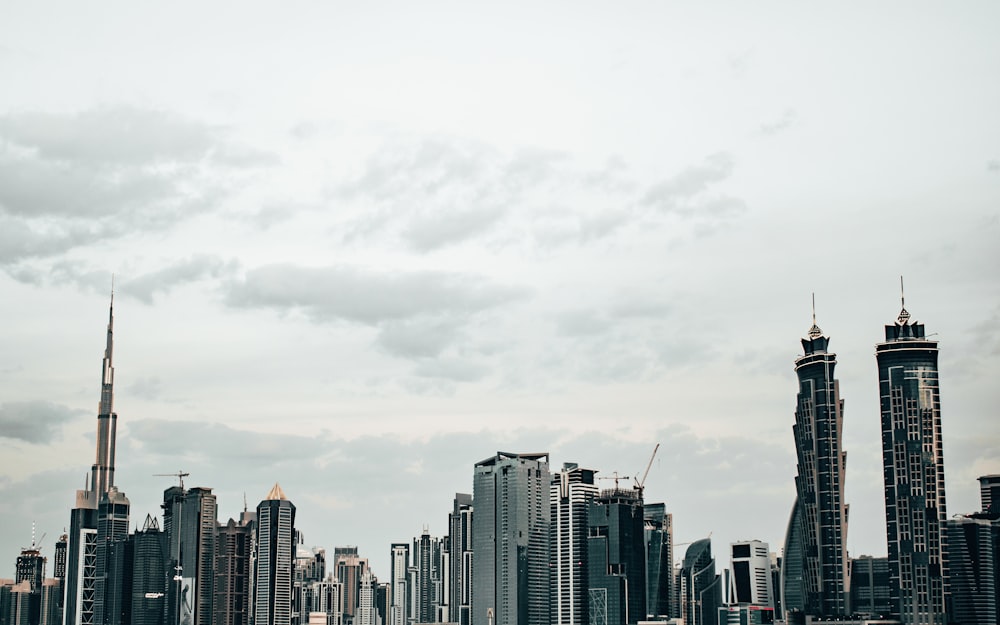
[898, 275, 910, 324]
[243, 492, 248, 513]
[808, 292, 823, 339]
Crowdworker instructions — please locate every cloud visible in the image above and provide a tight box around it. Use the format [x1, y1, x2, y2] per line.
[760, 109, 797, 136]
[640, 153, 738, 215]
[0, 401, 83, 444]
[128, 419, 329, 464]
[988, 159, 1000, 173]
[375, 317, 464, 359]
[119, 256, 239, 304]
[224, 264, 529, 325]
[0, 106, 273, 267]
[403, 206, 507, 252]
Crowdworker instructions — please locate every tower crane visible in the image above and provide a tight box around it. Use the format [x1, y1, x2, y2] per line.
[634, 443, 660, 496]
[153, 471, 189, 489]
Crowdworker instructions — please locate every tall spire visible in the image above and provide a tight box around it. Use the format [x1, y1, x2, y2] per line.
[808, 292, 824, 339]
[91, 285, 118, 498]
[897, 275, 910, 324]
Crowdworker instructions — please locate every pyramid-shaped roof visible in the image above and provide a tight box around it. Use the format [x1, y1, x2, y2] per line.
[265, 482, 287, 501]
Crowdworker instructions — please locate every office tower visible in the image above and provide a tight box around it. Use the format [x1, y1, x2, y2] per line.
[216, 516, 253, 625]
[53, 534, 67, 616]
[10, 580, 36, 625]
[93, 487, 129, 625]
[728, 541, 772, 608]
[181, 487, 217, 625]
[644, 503, 673, 620]
[783, 306, 850, 618]
[849, 556, 891, 619]
[981, 475, 1000, 514]
[388, 544, 409, 625]
[303, 576, 343, 625]
[945, 516, 998, 625]
[412, 529, 441, 624]
[767, 554, 781, 618]
[586, 485, 646, 625]
[333, 548, 367, 625]
[356, 570, 378, 625]
[876, 291, 949, 624]
[447, 494, 472, 625]
[14, 544, 44, 625]
[255, 484, 296, 625]
[41, 580, 62, 625]
[127, 514, 168, 625]
[550, 463, 598, 625]
[377, 584, 389, 625]
[64, 296, 120, 625]
[680, 539, 721, 625]
[471, 452, 551, 625]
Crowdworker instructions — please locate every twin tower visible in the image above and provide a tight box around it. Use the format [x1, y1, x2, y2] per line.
[785, 293, 948, 623]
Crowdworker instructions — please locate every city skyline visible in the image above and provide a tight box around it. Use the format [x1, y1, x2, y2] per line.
[1, 2, 999, 586]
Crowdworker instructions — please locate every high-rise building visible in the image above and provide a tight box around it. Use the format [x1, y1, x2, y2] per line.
[41, 579, 62, 625]
[412, 529, 441, 624]
[586, 485, 646, 625]
[215, 514, 254, 625]
[849, 556, 891, 619]
[945, 515, 998, 625]
[356, 570, 378, 625]
[471, 452, 550, 625]
[783, 306, 850, 618]
[333, 547, 367, 625]
[182, 487, 218, 625]
[550, 463, 597, 625]
[728, 541, 772, 609]
[65, 295, 119, 625]
[644, 503, 673, 620]
[14, 544, 45, 625]
[446, 494, 472, 625]
[876, 291, 949, 624]
[93, 487, 130, 625]
[980, 475, 1000, 514]
[254, 484, 296, 625]
[680, 538, 721, 625]
[128, 514, 168, 625]
[388, 544, 409, 625]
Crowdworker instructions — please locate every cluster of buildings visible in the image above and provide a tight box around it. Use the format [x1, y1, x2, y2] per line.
[1, 289, 999, 625]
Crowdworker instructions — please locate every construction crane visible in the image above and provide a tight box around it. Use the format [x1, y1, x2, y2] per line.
[634, 442, 660, 496]
[153, 471, 189, 489]
[597, 471, 633, 489]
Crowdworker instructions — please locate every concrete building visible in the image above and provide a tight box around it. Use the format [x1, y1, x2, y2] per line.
[729, 541, 772, 609]
[254, 484, 296, 625]
[447, 494, 472, 625]
[875, 292, 949, 624]
[471, 452, 550, 625]
[587, 486, 646, 625]
[550, 463, 598, 625]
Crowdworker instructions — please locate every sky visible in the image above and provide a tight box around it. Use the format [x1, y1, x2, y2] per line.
[1, 2, 998, 580]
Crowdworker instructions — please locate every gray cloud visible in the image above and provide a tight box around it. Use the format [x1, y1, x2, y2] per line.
[403, 206, 507, 252]
[0, 401, 83, 444]
[641, 153, 736, 214]
[375, 317, 463, 359]
[760, 109, 797, 136]
[988, 159, 1000, 173]
[128, 419, 329, 464]
[225, 264, 529, 325]
[119, 255, 240, 304]
[0, 107, 273, 268]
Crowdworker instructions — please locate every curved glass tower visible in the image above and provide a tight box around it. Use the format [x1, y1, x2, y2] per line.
[876, 295, 948, 624]
[783, 305, 850, 618]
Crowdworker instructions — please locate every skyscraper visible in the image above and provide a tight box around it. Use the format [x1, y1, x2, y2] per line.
[254, 484, 296, 625]
[550, 463, 597, 625]
[333, 547, 366, 625]
[728, 540, 772, 608]
[412, 530, 442, 624]
[586, 485, 646, 625]
[876, 289, 949, 624]
[388, 544, 409, 625]
[783, 304, 850, 618]
[93, 487, 130, 625]
[680, 539, 721, 625]
[128, 514, 168, 625]
[215, 514, 254, 625]
[944, 516, 997, 625]
[446, 494, 472, 625]
[181, 487, 218, 625]
[471, 452, 550, 625]
[644, 503, 673, 620]
[64, 295, 120, 625]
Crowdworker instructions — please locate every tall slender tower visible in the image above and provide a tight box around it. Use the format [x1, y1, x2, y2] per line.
[876, 284, 949, 624]
[783, 300, 850, 618]
[65, 294, 121, 625]
[253, 483, 296, 625]
[447, 494, 473, 625]
[550, 463, 597, 625]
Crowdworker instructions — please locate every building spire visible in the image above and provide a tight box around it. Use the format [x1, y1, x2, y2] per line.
[897, 275, 910, 324]
[91, 286, 118, 498]
[808, 292, 824, 339]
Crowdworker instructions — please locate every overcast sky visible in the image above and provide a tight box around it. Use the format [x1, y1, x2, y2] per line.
[1, 2, 998, 579]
